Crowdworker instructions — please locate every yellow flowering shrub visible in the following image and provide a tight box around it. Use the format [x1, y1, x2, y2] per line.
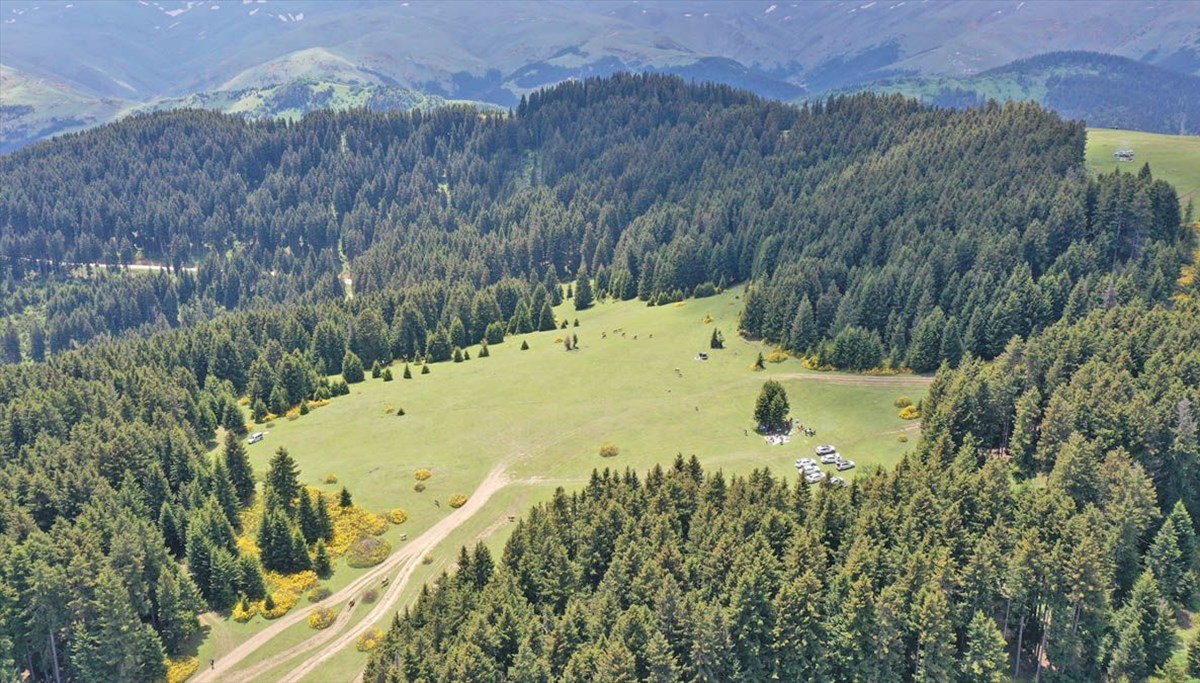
[238, 396, 250, 405]
[388, 508, 408, 524]
[765, 350, 789, 363]
[899, 405, 921, 420]
[327, 502, 388, 556]
[308, 607, 337, 630]
[231, 599, 258, 622]
[414, 468, 432, 481]
[324, 473, 338, 484]
[448, 493, 468, 509]
[356, 628, 385, 652]
[166, 657, 199, 683]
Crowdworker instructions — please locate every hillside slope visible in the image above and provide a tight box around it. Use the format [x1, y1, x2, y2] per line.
[847, 52, 1200, 134]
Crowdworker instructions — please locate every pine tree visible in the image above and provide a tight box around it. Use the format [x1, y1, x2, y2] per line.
[574, 269, 594, 310]
[209, 458, 241, 531]
[1147, 518, 1186, 605]
[371, 360, 382, 379]
[266, 447, 301, 514]
[421, 363, 431, 375]
[70, 567, 166, 683]
[208, 548, 240, 611]
[289, 529, 312, 572]
[772, 571, 826, 681]
[1110, 570, 1176, 680]
[1187, 629, 1200, 677]
[537, 300, 557, 331]
[753, 351, 765, 370]
[479, 342, 490, 358]
[521, 340, 530, 351]
[237, 555, 267, 600]
[643, 631, 680, 683]
[914, 586, 956, 683]
[960, 611, 1006, 683]
[341, 350, 365, 383]
[154, 565, 202, 654]
[297, 489, 320, 543]
[314, 539, 332, 578]
[159, 501, 185, 558]
[316, 493, 334, 542]
[709, 328, 724, 349]
[339, 487, 353, 508]
[403, 363, 412, 379]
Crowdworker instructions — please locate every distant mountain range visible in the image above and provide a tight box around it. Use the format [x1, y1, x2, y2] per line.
[836, 52, 1200, 135]
[2, 0, 1198, 151]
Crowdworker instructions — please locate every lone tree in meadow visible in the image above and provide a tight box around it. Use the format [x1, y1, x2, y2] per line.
[710, 329, 725, 350]
[754, 380, 790, 433]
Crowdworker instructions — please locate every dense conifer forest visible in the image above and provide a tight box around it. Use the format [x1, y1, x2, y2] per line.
[0, 74, 1194, 681]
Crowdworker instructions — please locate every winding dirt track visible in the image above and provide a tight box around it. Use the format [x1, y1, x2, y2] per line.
[193, 466, 510, 683]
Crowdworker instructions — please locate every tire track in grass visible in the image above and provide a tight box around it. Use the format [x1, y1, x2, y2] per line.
[192, 466, 508, 683]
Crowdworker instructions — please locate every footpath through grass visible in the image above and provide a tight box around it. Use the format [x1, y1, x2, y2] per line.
[1086, 128, 1200, 204]
[202, 287, 927, 680]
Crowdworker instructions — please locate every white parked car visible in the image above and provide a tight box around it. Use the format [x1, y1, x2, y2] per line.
[248, 432, 264, 444]
[829, 476, 847, 487]
[836, 460, 856, 471]
[795, 458, 818, 469]
[819, 452, 839, 464]
[815, 445, 837, 456]
[805, 471, 825, 484]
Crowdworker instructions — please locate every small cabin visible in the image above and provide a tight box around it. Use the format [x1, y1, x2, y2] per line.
[1114, 149, 1135, 161]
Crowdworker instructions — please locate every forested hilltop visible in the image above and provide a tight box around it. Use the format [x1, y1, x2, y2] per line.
[0, 75, 1193, 681]
[1, 74, 1188, 367]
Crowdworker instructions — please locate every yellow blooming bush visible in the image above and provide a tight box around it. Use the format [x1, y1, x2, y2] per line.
[166, 657, 199, 683]
[388, 508, 408, 524]
[356, 628, 385, 652]
[308, 607, 337, 630]
[765, 350, 789, 363]
[324, 473, 338, 484]
[448, 493, 468, 509]
[254, 569, 318, 619]
[899, 405, 921, 420]
[231, 599, 258, 622]
[327, 503, 388, 556]
[414, 468, 432, 481]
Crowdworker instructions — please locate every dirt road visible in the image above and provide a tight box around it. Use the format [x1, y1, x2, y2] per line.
[193, 465, 510, 683]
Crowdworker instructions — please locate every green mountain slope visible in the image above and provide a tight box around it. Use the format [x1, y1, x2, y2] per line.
[843, 52, 1200, 135]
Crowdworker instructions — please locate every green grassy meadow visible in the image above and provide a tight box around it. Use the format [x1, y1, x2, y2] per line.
[200, 287, 928, 679]
[1086, 128, 1200, 204]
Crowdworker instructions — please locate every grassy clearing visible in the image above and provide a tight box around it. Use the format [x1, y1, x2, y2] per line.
[1086, 128, 1200, 204]
[208, 286, 926, 680]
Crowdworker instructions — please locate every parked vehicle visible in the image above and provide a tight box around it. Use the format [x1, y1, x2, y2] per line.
[248, 432, 264, 444]
[836, 460, 856, 471]
[819, 452, 839, 464]
[805, 471, 825, 484]
[815, 445, 837, 456]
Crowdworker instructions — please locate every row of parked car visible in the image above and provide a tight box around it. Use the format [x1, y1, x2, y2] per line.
[796, 444, 855, 485]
